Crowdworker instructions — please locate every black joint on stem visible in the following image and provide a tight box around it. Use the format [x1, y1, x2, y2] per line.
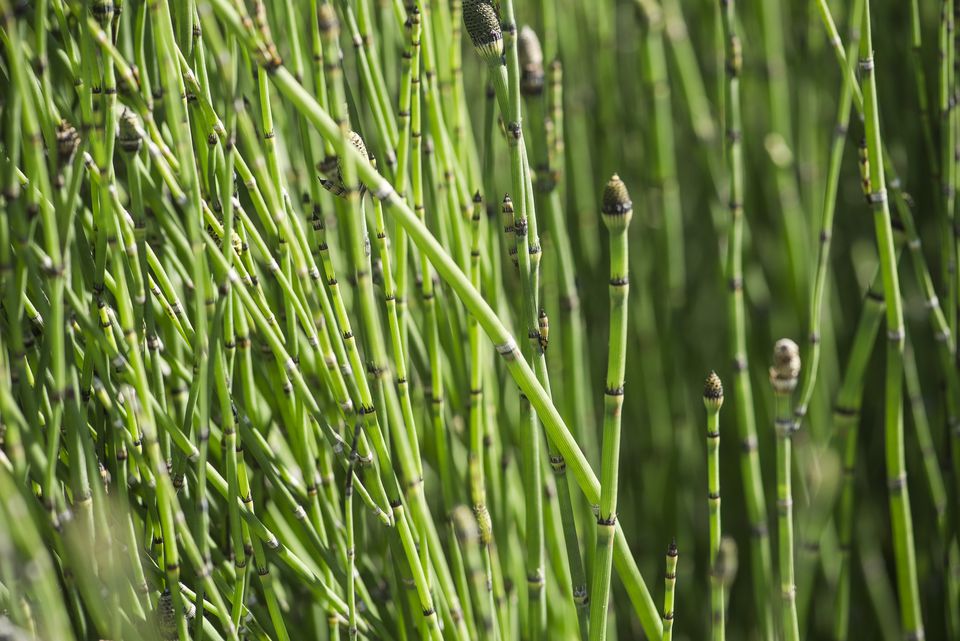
[605, 385, 625, 396]
[834, 404, 858, 417]
[888, 473, 907, 492]
[801, 540, 820, 553]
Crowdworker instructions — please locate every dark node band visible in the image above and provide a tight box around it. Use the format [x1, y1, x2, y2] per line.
[888, 473, 907, 492]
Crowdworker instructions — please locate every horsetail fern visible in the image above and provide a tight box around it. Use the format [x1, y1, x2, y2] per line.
[859, 3, 925, 638]
[2, 0, 957, 639]
[718, 1, 775, 636]
[661, 541, 678, 641]
[589, 174, 633, 641]
[703, 372, 724, 641]
[770, 339, 801, 641]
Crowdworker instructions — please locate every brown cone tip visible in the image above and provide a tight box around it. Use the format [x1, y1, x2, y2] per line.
[703, 371, 723, 400]
[463, 0, 503, 62]
[518, 26, 544, 69]
[601, 174, 632, 216]
[501, 193, 514, 212]
[317, 3, 339, 35]
[667, 539, 678, 556]
[771, 338, 801, 382]
[519, 26, 545, 95]
[117, 108, 142, 153]
[57, 120, 80, 162]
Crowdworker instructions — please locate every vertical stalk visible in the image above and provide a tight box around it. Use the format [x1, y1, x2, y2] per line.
[636, 0, 684, 307]
[718, 1, 776, 636]
[771, 339, 801, 641]
[206, 6, 661, 632]
[704, 372, 725, 641]
[661, 541, 678, 641]
[757, 0, 808, 315]
[859, 3, 925, 637]
[589, 175, 633, 641]
[518, 25, 588, 639]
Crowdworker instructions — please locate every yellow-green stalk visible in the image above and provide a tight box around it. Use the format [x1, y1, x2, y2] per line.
[703, 372, 725, 641]
[589, 174, 633, 641]
[770, 338, 801, 641]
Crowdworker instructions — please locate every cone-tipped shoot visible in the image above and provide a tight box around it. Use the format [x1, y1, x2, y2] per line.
[704, 369, 725, 640]
[771, 337, 801, 641]
[518, 26, 545, 96]
[117, 108, 142, 154]
[770, 338, 801, 395]
[601, 173, 633, 232]
[703, 371, 724, 415]
[662, 540, 679, 641]
[56, 120, 80, 163]
[463, 0, 504, 64]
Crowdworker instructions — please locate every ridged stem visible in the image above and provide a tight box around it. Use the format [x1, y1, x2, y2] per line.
[718, 2, 775, 636]
[661, 541, 678, 641]
[589, 179, 631, 641]
[207, 5, 662, 635]
[859, 3, 924, 636]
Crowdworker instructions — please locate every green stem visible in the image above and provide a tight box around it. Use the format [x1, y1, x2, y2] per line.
[859, 3, 924, 636]
[718, 2, 775, 637]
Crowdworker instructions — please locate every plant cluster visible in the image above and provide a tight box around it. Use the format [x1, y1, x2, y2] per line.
[0, 0, 958, 639]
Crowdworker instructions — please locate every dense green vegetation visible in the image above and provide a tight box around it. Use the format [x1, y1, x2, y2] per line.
[0, 0, 958, 639]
